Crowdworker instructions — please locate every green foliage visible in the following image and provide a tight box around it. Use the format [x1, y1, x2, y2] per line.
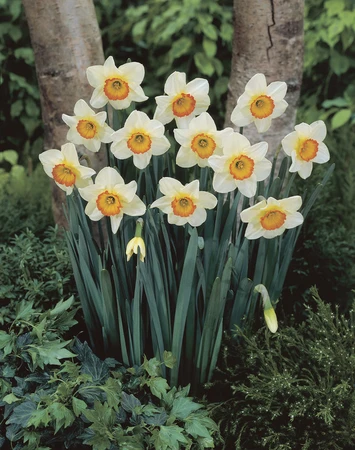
[0, 227, 74, 305]
[1, 320, 218, 449]
[302, 0, 355, 129]
[284, 127, 355, 312]
[0, 152, 53, 240]
[0, 0, 43, 162]
[210, 288, 355, 449]
[95, 0, 233, 127]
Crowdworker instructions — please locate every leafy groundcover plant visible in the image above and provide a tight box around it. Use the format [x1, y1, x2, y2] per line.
[210, 287, 355, 450]
[0, 297, 218, 449]
[39, 58, 334, 391]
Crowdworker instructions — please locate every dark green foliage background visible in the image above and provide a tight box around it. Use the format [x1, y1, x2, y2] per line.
[210, 288, 355, 450]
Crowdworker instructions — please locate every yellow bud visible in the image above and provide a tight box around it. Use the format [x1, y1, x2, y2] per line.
[264, 307, 278, 333]
[126, 237, 146, 262]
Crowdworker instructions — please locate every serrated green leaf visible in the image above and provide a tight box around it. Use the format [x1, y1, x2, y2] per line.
[48, 402, 75, 433]
[155, 425, 189, 450]
[171, 396, 203, 420]
[6, 401, 36, 427]
[185, 417, 212, 439]
[72, 397, 87, 417]
[121, 392, 141, 413]
[3, 393, 20, 404]
[50, 296, 75, 317]
[148, 377, 170, 399]
[163, 350, 176, 369]
[27, 407, 51, 428]
[143, 356, 161, 377]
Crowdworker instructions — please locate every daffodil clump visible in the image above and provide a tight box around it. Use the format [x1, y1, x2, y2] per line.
[39, 57, 333, 388]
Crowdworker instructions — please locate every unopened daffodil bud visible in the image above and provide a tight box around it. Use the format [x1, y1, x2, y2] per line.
[126, 218, 146, 262]
[255, 284, 278, 333]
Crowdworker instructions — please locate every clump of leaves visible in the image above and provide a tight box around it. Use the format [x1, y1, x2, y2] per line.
[0, 226, 74, 307]
[210, 288, 355, 450]
[0, 299, 218, 450]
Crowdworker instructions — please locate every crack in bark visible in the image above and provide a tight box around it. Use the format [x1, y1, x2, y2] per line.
[267, 0, 276, 62]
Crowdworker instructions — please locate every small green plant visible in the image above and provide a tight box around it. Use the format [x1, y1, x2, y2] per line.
[210, 287, 355, 450]
[0, 297, 218, 449]
[0, 227, 74, 305]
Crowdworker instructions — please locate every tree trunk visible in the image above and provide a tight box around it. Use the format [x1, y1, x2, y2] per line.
[225, 0, 304, 156]
[22, 0, 105, 227]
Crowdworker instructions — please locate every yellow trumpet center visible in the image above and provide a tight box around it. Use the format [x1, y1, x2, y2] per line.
[260, 208, 286, 230]
[172, 93, 196, 117]
[127, 132, 152, 154]
[52, 163, 77, 187]
[191, 133, 216, 159]
[76, 120, 97, 139]
[229, 155, 255, 180]
[297, 138, 319, 161]
[96, 190, 122, 216]
[104, 77, 129, 101]
[250, 95, 275, 119]
[171, 195, 196, 217]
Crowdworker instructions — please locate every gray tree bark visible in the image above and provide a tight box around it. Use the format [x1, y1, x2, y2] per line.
[225, 0, 304, 156]
[22, 0, 105, 227]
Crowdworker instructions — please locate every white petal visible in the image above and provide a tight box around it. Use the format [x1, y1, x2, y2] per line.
[208, 155, 228, 173]
[186, 78, 209, 96]
[192, 94, 211, 114]
[62, 114, 77, 127]
[125, 110, 148, 130]
[266, 81, 287, 101]
[86, 65, 106, 87]
[150, 196, 172, 213]
[263, 228, 285, 239]
[213, 172, 236, 193]
[85, 202, 104, 221]
[39, 149, 62, 167]
[297, 161, 313, 179]
[100, 124, 115, 143]
[249, 141, 268, 160]
[110, 215, 123, 234]
[129, 84, 148, 102]
[103, 56, 117, 73]
[310, 120, 327, 142]
[176, 116, 194, 129]
[109, 97, 131, 110]
[96, 167, 124, 187]
[282, 131, 299, 156]
[116, 180, 137, 203]
[74, 99, 95, 116]
[189, 112, 216, 132]
[284, 211, 304, 229]
[279, 195, 302, 212]
[271, 99, 288, 119]
[159, 177, 183, 196]
[245, 74, 267, 95]
[77, 165, 96, 179]
[119, 62, 145, 84]
[254, 117, 272, 133]
[75, 176, 93, 189]
[231, 105, 253, 127]
[90, 88, 108, 108]
[83, 138, 101, 153]
[94, 111, 107, 127]
[176, 146, 197, 168]
[313, 142, 330, 163]
[61, 143, 79, 163]
[151, 136, 170, 155]
[174, 128, 191, 146]
[168, 214, 187, 226]
[165, 72, 186, 96]
[244, 223, 265, 240]
[223, 132, 251, 156]
[123, 195, 146, 216]
[295, 122, 312, 138]
[198, 191, 217, 209]
[240, 200, 267, 223]
[237, 177, 257, 198]
[237, 91, 252, 108]
[111, 140, 132, 159]
[79, 185, 103, 202]
[154, 101, 174, 125]
[146, 119, 165, 137]
[67, 129, 82, 145]
[289, 156, 302, 172]
[188, 208, 207, 227]
[254, 159, 272, 181]
[133, 152, 151, 169]
[183, 179, 199, 197]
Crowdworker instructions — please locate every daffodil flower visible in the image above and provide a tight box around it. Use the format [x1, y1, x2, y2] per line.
[240, 196, 303, 239]
[154, 72, 210, 128]
[282, 120, 330, 179]
[86, 56, 148, 110]
[39, 143, 96, 195]
[111, 110, 170, 169]
[208, 132, 272, 198]
[255, 284, 278, 333]
[62, 99, 114, 153]
[151, 177, 217, 227]
[126, 218, 146, 262]
[174, 112, 233, 168]
[79, 167, 146, 233]
[231, 73, 288, 133]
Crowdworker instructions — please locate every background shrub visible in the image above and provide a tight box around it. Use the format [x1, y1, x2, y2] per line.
[210, 288, 355, 450]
